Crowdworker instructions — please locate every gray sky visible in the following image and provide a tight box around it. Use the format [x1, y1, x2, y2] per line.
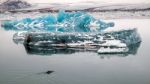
[0, 0, 150, 4]
[25, 0, 150, 4]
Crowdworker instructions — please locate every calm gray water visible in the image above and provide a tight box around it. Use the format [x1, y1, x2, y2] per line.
[0, 19, 150, 84]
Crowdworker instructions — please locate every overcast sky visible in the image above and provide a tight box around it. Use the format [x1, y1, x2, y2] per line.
[0, 0, 150, 4]
[25, 0, 150, 4]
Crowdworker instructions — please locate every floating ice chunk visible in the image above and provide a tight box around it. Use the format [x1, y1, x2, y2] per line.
[13, 31, 27, 44]
[13, 28, 141, 54]
[99, 39, 127, 47]
[97, 47, 128, 54]
[13, 28, 141, 45]
[2, 11, 114, 32]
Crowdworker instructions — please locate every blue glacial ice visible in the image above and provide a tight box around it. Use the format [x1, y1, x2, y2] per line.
[2, 10, 114, 32]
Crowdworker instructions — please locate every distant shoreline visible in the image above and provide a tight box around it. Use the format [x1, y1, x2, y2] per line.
[0, 10, 150, 21]
[1, 7, 150, 13]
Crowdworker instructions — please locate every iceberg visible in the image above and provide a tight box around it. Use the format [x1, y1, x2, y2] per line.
[13, 28, 141, 55]
[22, 43, 140, 56]
[2, 10, 114, 32]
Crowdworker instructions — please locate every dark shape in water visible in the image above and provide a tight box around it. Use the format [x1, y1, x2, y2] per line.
[37, 70, 55, 75]
[46, 70, 54, 74]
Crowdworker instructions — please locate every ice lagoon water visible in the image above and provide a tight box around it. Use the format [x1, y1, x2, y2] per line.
[0, 19, 150, 84]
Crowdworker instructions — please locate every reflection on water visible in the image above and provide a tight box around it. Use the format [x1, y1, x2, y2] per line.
[99, 42, 141, 59]
[23, 42, 141, 57]
[24, 44, 97, 55]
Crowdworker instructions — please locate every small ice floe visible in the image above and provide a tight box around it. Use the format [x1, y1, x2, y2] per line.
[97, 34, 129, 54]
[97, 47, 128, 54]
[97, 41, 128, 54]
[13, 31, 27, 44]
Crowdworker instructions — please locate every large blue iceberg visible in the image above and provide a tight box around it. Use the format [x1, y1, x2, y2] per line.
[2, 10, 114, 32]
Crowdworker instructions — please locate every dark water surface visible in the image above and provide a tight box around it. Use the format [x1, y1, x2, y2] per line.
[0, 19, 150, 84]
